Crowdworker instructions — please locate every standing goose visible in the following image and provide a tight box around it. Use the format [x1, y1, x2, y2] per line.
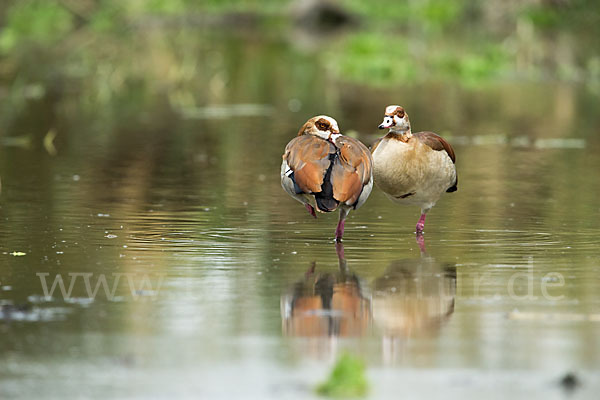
[372, 105, 457, 234]
[281, 116, 373, 241]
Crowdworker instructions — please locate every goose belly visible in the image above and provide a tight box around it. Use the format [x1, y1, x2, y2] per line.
[372, 140, 455, 206]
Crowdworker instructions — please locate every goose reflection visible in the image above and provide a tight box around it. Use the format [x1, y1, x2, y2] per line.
[372, 248, 456, 364]
[280, 243, 371, 337]
[372, 258, 456, 338]
[280, 238, 457, 363]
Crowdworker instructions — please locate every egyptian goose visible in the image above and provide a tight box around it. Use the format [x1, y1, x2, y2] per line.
[372, 105, 457, 233]
[281, 116, 373, 241]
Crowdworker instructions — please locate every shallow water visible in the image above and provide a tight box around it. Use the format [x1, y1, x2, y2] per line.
[1, 29, 600, 399]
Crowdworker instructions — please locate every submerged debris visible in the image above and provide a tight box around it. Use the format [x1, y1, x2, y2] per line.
[429, 134, 587, 150]
[534, 138, 586, 149]
[43, 129, 57, 156]
[1, 303, 31, 314]
[508, 311, 600, 322]
[559, 372, 580, 392]
[0, 303, 68, 322]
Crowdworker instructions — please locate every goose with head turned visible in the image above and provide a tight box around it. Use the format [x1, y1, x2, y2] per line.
[281, 115, 373, 242]
[371, 105, 457, 234]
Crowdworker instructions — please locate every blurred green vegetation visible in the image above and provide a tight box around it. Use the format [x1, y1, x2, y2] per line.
[1, 0, 599, 143]
[317, 353, 368, 397]
[1, 0, 599, 84]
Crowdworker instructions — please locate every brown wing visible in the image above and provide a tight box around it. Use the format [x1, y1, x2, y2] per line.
[414, 131, 456, 163]
[283, 135, 335, 193]
[331, 136, 373, 205]
[370, 137, 382, 153]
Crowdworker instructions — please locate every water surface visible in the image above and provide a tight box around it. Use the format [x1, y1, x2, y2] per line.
[1, 27, 600, 399]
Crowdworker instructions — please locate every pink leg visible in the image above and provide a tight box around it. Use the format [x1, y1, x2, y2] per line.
[335, 208, 349, 242]
[416, 213, 426, 233]
[305, 203, 317, 218]
[335, 219, 345, 242]
[335, 241, 345, 260]
[416, 232, 426, 254]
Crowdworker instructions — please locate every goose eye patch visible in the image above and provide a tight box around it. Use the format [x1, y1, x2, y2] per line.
[316, 119, 329, 130]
